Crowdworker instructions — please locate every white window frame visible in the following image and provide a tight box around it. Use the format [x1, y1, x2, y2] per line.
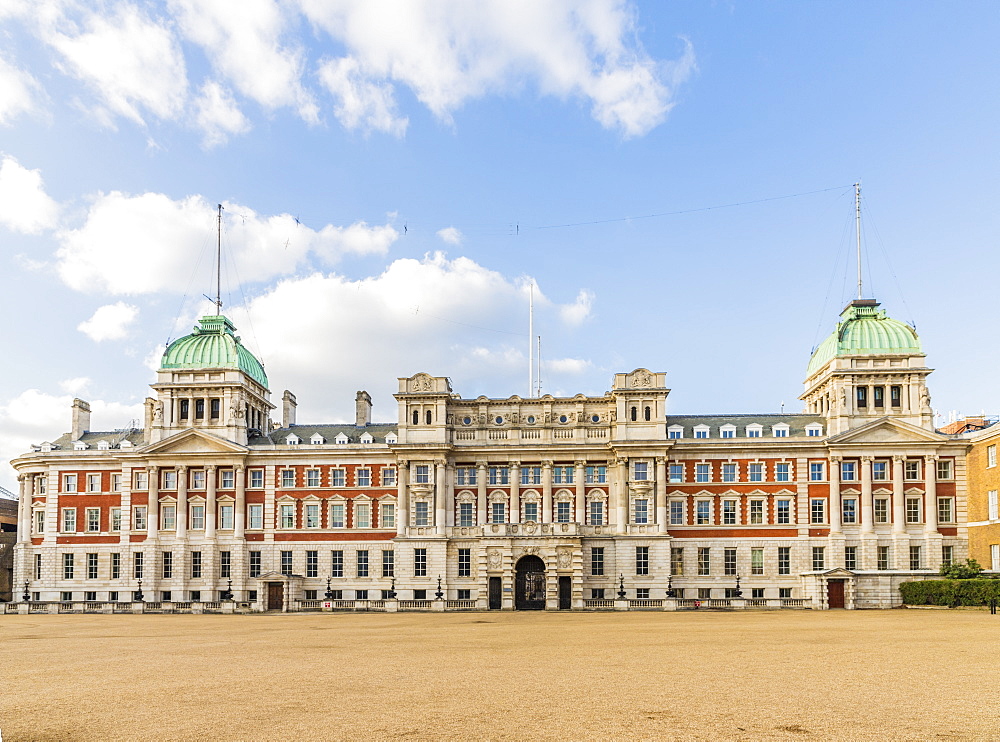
[248, 503, 264, 530]
[380, 502, 396, 529]
[720, 425, 736, 439]
[63, 474, 77, 493]
[775, 462, 790, 482]
[746, 424, 763, 438]
[382, 467, 397, 487]
[160, 504, 176, 531]
[62, 507, 77, 533]
[86, 507, 101, 532]
[805, 423, 823, 437]
[693, 425, 710, 439]
[356, 469, 371, 487]
[355, 501, 372, 529]
[772, 424, 789, 438]
[330, 501, 346, 529]
[331, 468, 346, 487]
[667, 425, 683, 439]
[279, 502, 296, 529]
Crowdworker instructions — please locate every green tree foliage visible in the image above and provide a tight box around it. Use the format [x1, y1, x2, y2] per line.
[900, 578, 1000, 606]
[938, 558, 983, 579]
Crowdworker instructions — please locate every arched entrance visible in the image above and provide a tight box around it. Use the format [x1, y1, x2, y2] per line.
[515, 555, 547, 610]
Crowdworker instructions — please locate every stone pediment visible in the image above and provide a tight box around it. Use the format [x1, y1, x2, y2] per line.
[827, 418, 944, 445]
[141, 429, 247, 456]
[821, 567, 856, 578]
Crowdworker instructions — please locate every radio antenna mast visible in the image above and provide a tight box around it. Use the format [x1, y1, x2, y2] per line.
[854, 183, 863, 300]
[528, 282, 534, 397]
[536, 334, 542, 397]
[215, 203, 224, 314]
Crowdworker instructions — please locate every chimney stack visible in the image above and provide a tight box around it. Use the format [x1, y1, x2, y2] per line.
[282, 391, 297, 429]
[71, 399, 91, 441]
[356, 390, 372, 427]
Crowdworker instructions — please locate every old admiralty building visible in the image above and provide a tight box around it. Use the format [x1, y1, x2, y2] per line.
[10, 298, 970, 611]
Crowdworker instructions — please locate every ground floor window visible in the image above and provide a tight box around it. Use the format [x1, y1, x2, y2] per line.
[779, 588, 792, 599]
[414, 589, 427, 600]
[356, 590, 368, 600]
[304, 590, 317, 600]
[845, 546, 857, 571]
[909, 545, 922, 570]
[636, 588, 650, 599]
[698, 588, 711, 600]
[751, 588, 765, 599]
[591, 588, 605, 599]
[457, 589, 471, 600]
[812, 546, 825, 571]
[877, 545, 890, 571]
[942, 545, 954, 567]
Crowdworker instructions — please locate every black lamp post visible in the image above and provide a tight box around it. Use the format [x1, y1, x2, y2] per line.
[733, 574, 743, 599]
[22, 581, 30, 603]
[665, 575, 676, 599]
[617, 573, 627, 600]
[135, 579, 145, 603]
[434, 575, 444, 600]
[221, 579, 234, 601]
[324, 576, 334, 601]
[387, 577, 396, 599]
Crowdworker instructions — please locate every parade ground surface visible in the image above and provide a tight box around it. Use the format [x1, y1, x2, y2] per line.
[2, 609, 999, 741]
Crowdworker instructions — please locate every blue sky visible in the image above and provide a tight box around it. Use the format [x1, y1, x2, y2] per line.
[1, 1, 999, 491]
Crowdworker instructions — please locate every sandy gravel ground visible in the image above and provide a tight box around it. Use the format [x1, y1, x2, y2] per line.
[2, 609, 999, 741]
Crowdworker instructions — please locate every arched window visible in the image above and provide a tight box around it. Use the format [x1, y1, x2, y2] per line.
[630, 406, 637, 422]
[412, 410, 419, 425]
[644, 406, 651, 421]
[425, 410, 433, 425]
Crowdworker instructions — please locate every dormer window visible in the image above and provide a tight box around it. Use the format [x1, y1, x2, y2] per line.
[73, 441, 87, 451]
[746, 424, 763, 438]
[772, 424, 790, 438]
[335, 433, 349, 444]
[805, 423, 823, 437]
[97, 440, 111, 450]
[310, 433, 324, 445]
[668, 426, 683, 439]
[360, 433, 374, 444]
[119, 440, 133, 449]
[720, 425, 736, 439]
[40, 442, 53, 452]
[693, 425, 710, 439]
[285, 434, 300, 445]
[385, 433, 398, 444]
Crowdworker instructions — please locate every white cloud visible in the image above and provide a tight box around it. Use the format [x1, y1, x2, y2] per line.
[58, 377, 91, 395]
[0, 53, 41, 124]
[44, 3, 188, 126]
[558, 289, 594, 326]
[317, 55, 407, 135]
[77, 302, 139, 341]
[436, 226, 462, 245]
[55, 191, 398, 295]
[0, 155, 60, 234]
[545, 357, 591, 375]
[194, 80, 251, 147]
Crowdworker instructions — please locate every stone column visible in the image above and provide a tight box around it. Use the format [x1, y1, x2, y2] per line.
[176, 466, 188, 538]
[435, 461, 446, 535]
[147, 466, 159, 539]
[509, 460, 521, 524]
[445, 463, 456, 528]
[234, 466, 246, 538]
[924, 455, 939, 535]
[892, 456, 906, 535]
[614, 458, 627, 530]
[860, 456, 874, 534]
[16, 475, 29, 543]
[542, 461, 553, 523]
[205, 465, 218, 538]
[476, 462, 487, 526]
[396, 462, 409, 537]
[575, 461, 586, 524]
[829, 457, 842, 533]
[655, 457, 668, 534]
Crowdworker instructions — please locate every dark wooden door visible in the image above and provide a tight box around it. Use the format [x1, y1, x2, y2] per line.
[488, 576, 502, 610]
[515, 556, 546, 610]
[267, 582, 284, 610]
[558, 576, 572, 609]
[827, 579, 845, 609]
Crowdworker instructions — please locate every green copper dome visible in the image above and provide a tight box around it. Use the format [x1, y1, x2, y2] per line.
[806, 300, 921, 377]
[161, 315, 268, 387]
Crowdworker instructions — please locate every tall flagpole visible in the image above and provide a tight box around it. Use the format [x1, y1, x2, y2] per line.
[216, 203, 224, 314]
[528, 281, 534, 397]
[855, 183, 862, 300]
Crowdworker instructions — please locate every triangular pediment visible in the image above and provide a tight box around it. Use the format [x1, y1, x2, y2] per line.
[827, 417, 945, 445]
[143, 429, 248, 456]
[821, 567, 856, 578]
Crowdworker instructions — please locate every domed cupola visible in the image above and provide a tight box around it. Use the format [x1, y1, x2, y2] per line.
[801, 299, 932, 434]
[147, 314, 273, 444]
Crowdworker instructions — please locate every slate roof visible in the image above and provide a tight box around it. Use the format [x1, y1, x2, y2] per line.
[47, 430, 146, 449]
[252, 423, 398, 446]
[665, 413, 826, 438]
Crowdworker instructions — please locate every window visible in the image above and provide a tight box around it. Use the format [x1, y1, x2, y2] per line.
[856, 386, 867, 408]
[751, 588, 765, 599]
[636, 588, 650, 599]
[306, 469, 321, 487]
[87, 553, 98, 580]
[722, 463, 737, 483]
[811, 547, 825, 571]
[669, 501, 684, 525]
[698, 588, 712, 600]
[162, 470, 176, 490]
[592, 588, 606, 600]
[303, 552, 316, 579]
[751, 548, 764, 576]
[694, 428, 709, 439]
[591, 547, 604, 576]
[280, 551, 292, 576]
[458, 502, 475, 527]
[633, 462, 648, 481]
[63, 474, 77, 493]
[695, 464, 710, 483]
[938, 498, 954, 524]
[721, 427, 735, 439]
[305, 503, 320, 528]
[380, 502, 396, 529]
[748, 463, 764, 482]
[697, 548, 711, 576]
[873, 385, 884, 408]
[248, 504, 263, 529]
[110, 508, 121, 532]
[249, 469, 264, 488]
[220, 551, 231, 579]
[330, 503, 346, 528]
[806, 425, 822, 437]
[842, 498, 857, 525]
[415, 501, 430, 526]
[86, 507, 100, 532]
[810, 499, 826, 524]
[722, 500, 737, 525]
[724, 548, 737, 576]
[382, 550, 394, 577]
[456, 467, 475, 486]
[696, 501, 711, 525]
[491, 501, 507, 524]
[355, 503, 371, 529]
[133, 552, 144, 579]
[357, 550, 369, 577]
[281, 470, 296, 488]
[191, 470, 206, 490]
[877, 545, 890, 570]
[414, 548, 427, 577]
[750, 500, 764, 525]
[890, 385, 901, 407]
[776, 500, 791, 525]
[190, 504, 205, 530]
[586, 465, 607, 484]
[942, 545, 955, 568]
[356, 469, 371, 487]
[220, 469, 234, 489]
[62, 508, 77, 532]
[220, 504, 234, 529]
[778, 588, 792, 599]
[775, 463, 790, 482]
[280, 503, 295, 529]
[163, 551, 173, 578]
[160, 505, 176, 531]
[553, 466, 574, 484]
[845, 546, 857, 571]
[810, 462, 825, 481]
[874, 498, 889, 523]
[634, 499, 649, 524]
[635, 546, 649, 575]
[87, 474, 101, 492]
[134, 471, 148, 490]
[989, 445, 997, 468]
[34, 510, 45, 534]
[937, 460, 952, 480]
[872, 461, 888, 481]
[458, 548, 471, 577]
[249, 551, 261, 578]
[111, 553, 120, 580]
[773, 426, 788, 438]
[841, 462, 856, 481]
[382, 468, 397, 487]
[133, 506, 146, 531]
[331, 551, 344, 578]
[904, 460, 920, 481]
[668, 426, 683, 439]
[589, 501, 604, 526]
[746, 426, 762, 438]
[778, 547, 791, 575]
[556, 501, 571, 523]
[521, 466, 541, 485]
[909, 545, 922, 570]
[906, 498, 921, 524]
[191, 551, 202, 578]
[488, 467, 508, 485]
[63, 553, 75, 579]
[671, 547, 684, 575]
[524, 501, 539, 522]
